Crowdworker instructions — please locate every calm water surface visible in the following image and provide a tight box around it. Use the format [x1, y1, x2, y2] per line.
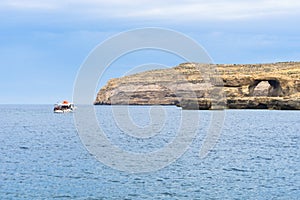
[0, 105, 299, 199]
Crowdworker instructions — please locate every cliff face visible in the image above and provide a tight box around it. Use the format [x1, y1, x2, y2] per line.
[95, 62, 300, 110]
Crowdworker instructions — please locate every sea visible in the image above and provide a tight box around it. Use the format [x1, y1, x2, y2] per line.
[1, 105, 299, 199]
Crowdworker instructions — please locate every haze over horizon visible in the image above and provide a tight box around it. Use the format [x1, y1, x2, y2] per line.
[1, 0, 300, 104]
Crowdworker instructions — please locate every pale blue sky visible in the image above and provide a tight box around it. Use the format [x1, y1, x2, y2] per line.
[1, 0, 300, 104]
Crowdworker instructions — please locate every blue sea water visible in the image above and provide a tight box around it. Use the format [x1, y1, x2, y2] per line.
[0, 105, 299, 199]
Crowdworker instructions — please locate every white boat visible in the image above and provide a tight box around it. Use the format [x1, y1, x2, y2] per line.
[54, 100, 75, 113]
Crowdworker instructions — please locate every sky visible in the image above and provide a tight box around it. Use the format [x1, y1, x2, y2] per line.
[0, 0, 300, 104]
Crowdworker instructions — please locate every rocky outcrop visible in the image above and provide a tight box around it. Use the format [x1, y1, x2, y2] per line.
[95, 62, 300, 110]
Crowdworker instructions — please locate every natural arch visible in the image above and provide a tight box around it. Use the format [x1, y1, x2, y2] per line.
[249, 79, 283, 97]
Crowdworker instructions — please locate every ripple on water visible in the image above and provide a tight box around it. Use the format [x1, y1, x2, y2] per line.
[0, 106, 299, 199]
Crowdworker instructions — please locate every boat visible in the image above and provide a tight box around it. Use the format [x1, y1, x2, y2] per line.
[53, 100, 75, 113]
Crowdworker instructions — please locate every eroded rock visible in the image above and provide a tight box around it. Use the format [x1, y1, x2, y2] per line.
[95, 62, 300, 110]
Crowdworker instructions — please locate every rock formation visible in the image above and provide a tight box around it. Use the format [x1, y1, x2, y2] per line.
[95, 62, 300, 110]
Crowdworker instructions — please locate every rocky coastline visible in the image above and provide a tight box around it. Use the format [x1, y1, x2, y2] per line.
[95, 62, 300, 110]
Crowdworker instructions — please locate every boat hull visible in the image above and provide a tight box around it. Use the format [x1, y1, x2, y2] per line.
[54, 109, 73, 113]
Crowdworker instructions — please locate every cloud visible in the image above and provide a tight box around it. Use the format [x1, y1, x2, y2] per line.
[1, 0, 300, 21]
[121, 0, 300, 20]
[0, 0, 58, 10]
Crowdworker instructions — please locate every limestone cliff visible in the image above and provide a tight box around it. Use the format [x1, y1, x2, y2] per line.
[95, 62, 300, 110]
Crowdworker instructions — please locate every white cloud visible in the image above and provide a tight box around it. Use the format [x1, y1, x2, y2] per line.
[1, 0, 300, 21]
[0, 0, 59, 10]
[124, 0, 300, 20]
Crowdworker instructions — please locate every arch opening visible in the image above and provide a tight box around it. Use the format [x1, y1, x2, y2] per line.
[249, 79, 283, 97]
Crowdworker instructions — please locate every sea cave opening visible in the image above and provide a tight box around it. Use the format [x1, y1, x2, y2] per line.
[249, 79, 283, 97]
